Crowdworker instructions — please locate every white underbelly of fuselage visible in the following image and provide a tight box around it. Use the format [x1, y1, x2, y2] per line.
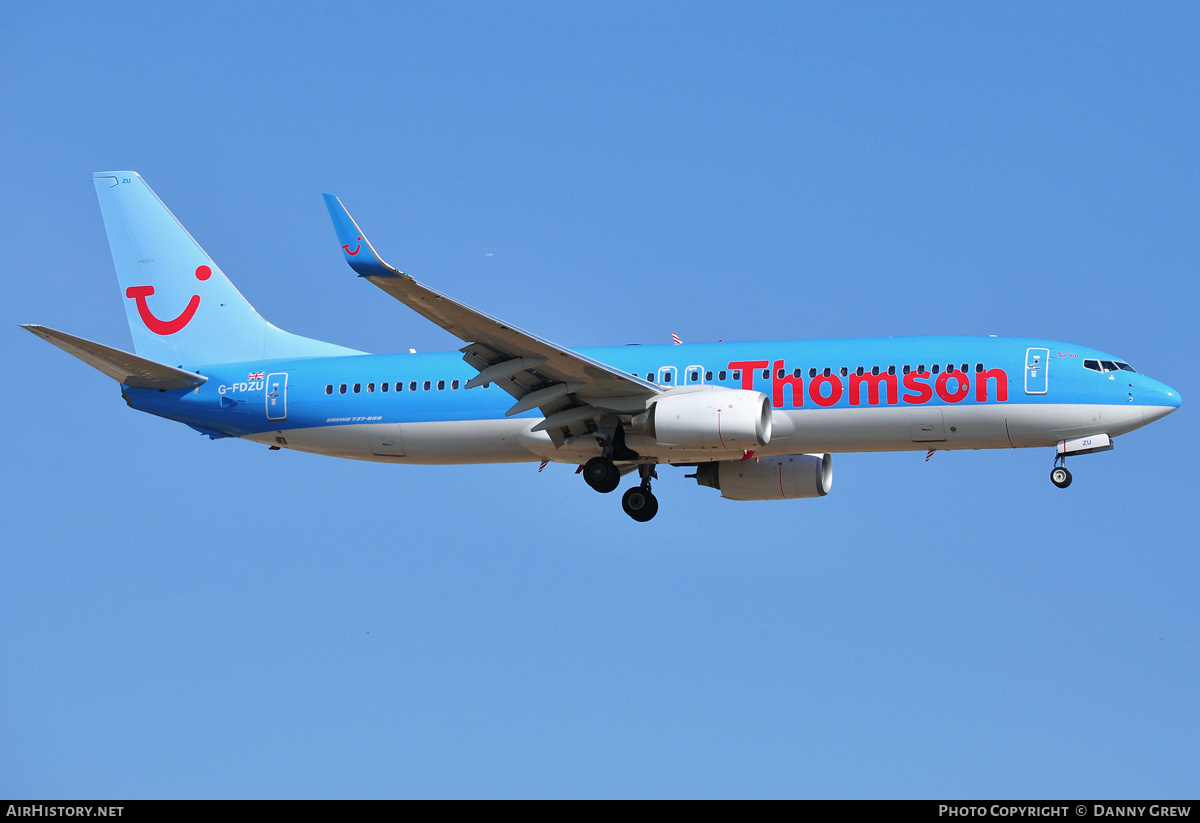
[244, 403, 1151, 465]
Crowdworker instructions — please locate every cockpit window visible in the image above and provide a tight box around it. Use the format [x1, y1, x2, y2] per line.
[1085, 358, 1135, 374]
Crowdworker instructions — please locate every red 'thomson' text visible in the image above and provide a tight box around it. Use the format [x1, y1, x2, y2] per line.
[726, 360, 1010, 409]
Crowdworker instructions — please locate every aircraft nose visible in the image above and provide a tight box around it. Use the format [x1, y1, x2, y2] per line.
[1142, 378, 1181, 425]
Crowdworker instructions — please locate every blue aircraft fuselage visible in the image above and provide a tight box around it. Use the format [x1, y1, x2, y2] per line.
[126, 335, 1179, 465]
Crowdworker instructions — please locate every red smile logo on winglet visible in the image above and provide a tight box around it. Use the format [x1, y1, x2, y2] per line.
[126, 265, 211, 335]
[343, 236, 362, 256]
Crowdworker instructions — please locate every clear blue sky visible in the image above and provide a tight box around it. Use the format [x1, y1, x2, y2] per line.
[2, 1, 1197, 798]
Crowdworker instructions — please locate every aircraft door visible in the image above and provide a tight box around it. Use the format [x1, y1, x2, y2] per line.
[684, 365, 704, 385]
[657, 366, 677, 387]
[266, 372, 288, 420]
[1024, 348, 1049, 395]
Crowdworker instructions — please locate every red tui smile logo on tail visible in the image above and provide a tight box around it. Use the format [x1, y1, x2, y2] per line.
[342, 237, 362, 256]
[126, 265, 211, 335]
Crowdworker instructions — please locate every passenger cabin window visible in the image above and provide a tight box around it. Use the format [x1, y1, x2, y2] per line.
[872, 366, 880, 376]
[808, 368, 816, 378]
[719, 370, 727, 380]
[353, 383, 361, 393]
[887, 365, 896, 375]
[437, 380, 445, 390]
[732, 370, 741, 380]
[367, 382, 375, 393]
[691, 371, 700, 381]
[793, 368, 802, 378]
[705, 371, 713, 381]
[339, 384, 347, 394]
[325, 385, 333, 395]
[903, 365, 910, 375]
[452, 380, 459, 390]
[932, 364, 940, 374]
[975, 363, 983, 373]
[761, 369, 769, 379]
[840, 367, 848, 377]
[823, 368, 831, 377]
[409, 381, 417, 392]
[423, 380, 431, 391]
[381, 382, 389, 392]
[856, 367, 864, 376]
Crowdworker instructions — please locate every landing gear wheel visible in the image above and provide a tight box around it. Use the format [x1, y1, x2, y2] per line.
[583, 457, 620, 493]
[622, 486, 659, 522]
[1050, 466, 1072, 488]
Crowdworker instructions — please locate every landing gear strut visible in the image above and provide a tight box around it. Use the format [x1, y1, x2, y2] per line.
[621, 464, 659, 522]
[1050, 454, 1072, 489]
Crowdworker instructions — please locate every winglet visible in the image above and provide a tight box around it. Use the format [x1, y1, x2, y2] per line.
[322, 194, 408, 279]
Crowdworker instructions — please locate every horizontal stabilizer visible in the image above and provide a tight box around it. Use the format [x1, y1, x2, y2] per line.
[22, 324, 208, 390]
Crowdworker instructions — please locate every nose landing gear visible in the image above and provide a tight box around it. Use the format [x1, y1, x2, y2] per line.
[1050, 465, 1072, 488]
[1049, 435, 1113, 488]
[1050, 454, 1072, 489]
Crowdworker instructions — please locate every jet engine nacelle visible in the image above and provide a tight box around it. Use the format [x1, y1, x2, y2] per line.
[632, 388, 772, 451]
[693, 454, 833, 501]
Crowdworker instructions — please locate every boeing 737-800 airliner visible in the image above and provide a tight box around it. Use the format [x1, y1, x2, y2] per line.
[24, 172, 1181, 521]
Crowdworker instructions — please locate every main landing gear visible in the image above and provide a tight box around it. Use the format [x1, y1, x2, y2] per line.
[581, 457, 659, 522]
[1050, 454, 1072, 489]
[621, 465, 659, 523]
[581, 425, 637, 494]
[581, 426, 658, 521]
[582, 456, 621, 493]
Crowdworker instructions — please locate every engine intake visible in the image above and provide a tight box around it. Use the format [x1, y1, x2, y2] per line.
[694, 454, 833, 501]
[632, 388, 772, 451]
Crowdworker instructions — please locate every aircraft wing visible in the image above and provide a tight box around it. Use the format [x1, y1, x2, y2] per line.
[324, 195, 659, 441]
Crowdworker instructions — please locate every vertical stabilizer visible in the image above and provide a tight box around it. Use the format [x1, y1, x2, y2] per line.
[93, 172, 361, 367]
